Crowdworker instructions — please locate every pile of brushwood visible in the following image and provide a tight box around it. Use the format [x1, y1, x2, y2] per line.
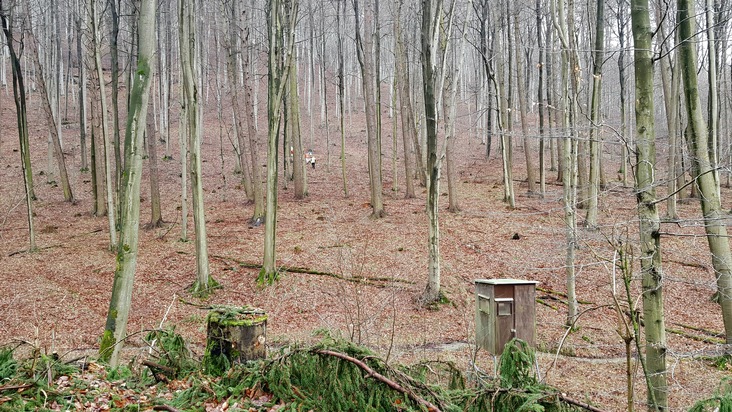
[0, 329, 728, 411]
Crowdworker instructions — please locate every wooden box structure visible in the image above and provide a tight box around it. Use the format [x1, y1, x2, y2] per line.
[475, 279, 538, 355]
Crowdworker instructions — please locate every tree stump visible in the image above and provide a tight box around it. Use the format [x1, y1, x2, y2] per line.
[204, 306, 267, 374]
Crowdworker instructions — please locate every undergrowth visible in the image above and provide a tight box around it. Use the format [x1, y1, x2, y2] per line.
[0, 332, 590, 411]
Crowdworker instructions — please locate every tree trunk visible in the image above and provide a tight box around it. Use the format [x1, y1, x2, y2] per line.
[631, 0, 668, 408]
[288, 46, 307, 199]
[99, 0, 155, 367]
[336, 0, 348, 197]
[395, 2, 416, 199]
[146, 100, 163, 228]
[1, 3, 36, 252]
[536, 0, 546, 196]
[25, 11, 73, 203]
[513, 13, 537, 195]
[553, 0, 578, 326]
[261, 0, 296, 285]
[420, 0, 442, 304]
[678, 0, 732, 345]
[75, 3, 88, 172]
[657, 12, 679, 221]
[584, 0, 605, 229]
[354, 0, 385, 218]
[241, 13, 265, 224]
[108, 0, 122, 191]
[91, 0, 117, 249]
[180, 0, 211, 295]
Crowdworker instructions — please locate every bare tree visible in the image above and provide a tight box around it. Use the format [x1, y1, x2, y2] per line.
[1, 1, 36, 252]
[180, 0, 212, 294]
[631, 0, 667, 408]
[354, 0, 385, 218]
[99, 0, 155, 367]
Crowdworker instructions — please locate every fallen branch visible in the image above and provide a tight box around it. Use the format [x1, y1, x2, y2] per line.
[537, 287, 593, 305]
[0, 383, 33, 392]
[211, 254, 414, 286]
[314, 349, 441, 412]
[670, 322, 723, 338]
[558, 393, 608, 412]
[142, 360, 176, 382]
[152, 405, 182, 412]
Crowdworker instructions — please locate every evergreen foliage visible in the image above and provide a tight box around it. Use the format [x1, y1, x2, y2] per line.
[0, 335, 583, 411]
[689, 377, 732, 412]
[0, 348, 17, 381]
[144, 326, 198, 377]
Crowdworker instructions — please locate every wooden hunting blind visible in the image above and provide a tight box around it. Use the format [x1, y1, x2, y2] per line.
[475, 279, 538, 355]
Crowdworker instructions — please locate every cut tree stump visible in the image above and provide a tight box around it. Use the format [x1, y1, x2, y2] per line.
[204, 306, 267, 373]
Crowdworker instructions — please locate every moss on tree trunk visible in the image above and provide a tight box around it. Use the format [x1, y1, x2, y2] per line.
[203, 306, 267, 375]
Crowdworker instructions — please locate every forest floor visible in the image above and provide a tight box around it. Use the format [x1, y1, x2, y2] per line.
[0, 94, 730, 411]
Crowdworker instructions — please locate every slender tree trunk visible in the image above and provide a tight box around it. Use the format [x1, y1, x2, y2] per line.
[146, 100, 163, 228]
[241, 12, 265, 224]
[336, 0, 348, 197]
[631, 0, 668, 408]
[76, 2, 88, 171]
[513, 12, 536, 195]
[91, 0, 117, 249]
[585, 0, 605, 229]
[261, 0, 296, 285]
[1, 3, 36, 251]
[553, 0, 578, 325]
[25, 12, 73, 202]
[537, 0, 546, 196]
[109, 0, 122, 190]
[288, 46, 307, 199]
[678, 0, 732, 345]
[657, 15, 680, 221]
[420, 0, 442, 304]
[395, 3, 416, 199]
[354, 0, 385, 218]
[180, 0, 211, 294]
[99, 0, 155, 367]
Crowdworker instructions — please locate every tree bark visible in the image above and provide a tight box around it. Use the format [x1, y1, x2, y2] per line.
[395, 2, 416, 199]
[420, 0, 442, 304]
[180, 0, 211, 294]
[99, 0, 155, 367]
[90, 0, 117, 249]
[584, 0, 605, 229]
[146, 100, 163, 228]
[354, 0, 385, 218]
[631, 0, 668, 408]
[678, 0, 732, 345]
[1, 2, 36, 252]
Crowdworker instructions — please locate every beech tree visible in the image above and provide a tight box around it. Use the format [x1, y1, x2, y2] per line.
[261, 0, 297, 285]
[180, 0, 212, 294]
[630, 0, 667, 407]
[99, 0, 155, 366]
[354, 0, 385, 218]
[678, 0, 732, 344]
[1, 1, 36, 252]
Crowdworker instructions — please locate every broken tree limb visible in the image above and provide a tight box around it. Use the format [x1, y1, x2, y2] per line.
[314, 349, 441, 412]
[210, 254, 414, 286]
[558, 394, 609, 412]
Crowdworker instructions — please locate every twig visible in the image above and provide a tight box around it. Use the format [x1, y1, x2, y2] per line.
[314, 349, 441, 412]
